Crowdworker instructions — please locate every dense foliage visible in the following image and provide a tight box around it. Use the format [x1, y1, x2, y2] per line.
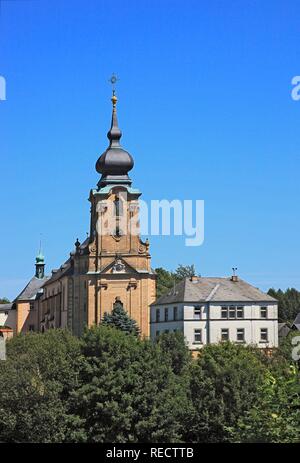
[268, 288, 300, 323]
[155, 264, 196, 298]
[0, 298, 10, 304]
[0, 328, 299, 443]
[102, 301, 140, 336]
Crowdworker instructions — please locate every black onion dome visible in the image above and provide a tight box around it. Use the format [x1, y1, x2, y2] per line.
[96, 93, 134, 187]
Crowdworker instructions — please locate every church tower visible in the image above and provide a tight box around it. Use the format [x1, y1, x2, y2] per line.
[71, 91, 156, 336]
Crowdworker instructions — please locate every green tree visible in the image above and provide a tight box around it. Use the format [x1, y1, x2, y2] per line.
[155, 264, 197, 299]
[155, 331, 192, 375]
[0, 297, 10, 304]
[184, 342, 267, 442]
[268, 287, 300, 322]
[229, 367, 300, 442]
[102, 300, 140, 336]
[71, 325, 188, 442]
[174, 264, 196, 279]
[0, 330, 85, 443]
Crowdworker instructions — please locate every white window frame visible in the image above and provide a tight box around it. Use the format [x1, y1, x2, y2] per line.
[194, 305, 202, 320]
[221, 328, 229, 342]
[260, 306, 268, 319]
[194, 328, 202, 344]
[236, 328, 245, 343]
[260, 328, 268, 343]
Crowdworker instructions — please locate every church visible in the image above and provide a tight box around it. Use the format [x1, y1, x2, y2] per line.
[0, 90, 278, 349]
[1, 91, 156, 338]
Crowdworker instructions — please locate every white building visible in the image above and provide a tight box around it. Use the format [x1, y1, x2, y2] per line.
[0, 303, 16, 340]
[150, 275, 278, 350]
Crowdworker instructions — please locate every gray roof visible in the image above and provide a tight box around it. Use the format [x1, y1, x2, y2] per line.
[292, 313, 300, 330]
[43, 259, 73, 286]
[278, 323, 291, 337]
[15, 276, 50, 301]
[152, 277, 278, 306]
[0, 303, 13, 312]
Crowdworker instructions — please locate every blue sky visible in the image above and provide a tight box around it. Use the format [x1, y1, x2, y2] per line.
[1, 0, 300, 300]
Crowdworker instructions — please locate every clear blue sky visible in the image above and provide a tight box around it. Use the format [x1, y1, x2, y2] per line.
[1, 0, 300, 300]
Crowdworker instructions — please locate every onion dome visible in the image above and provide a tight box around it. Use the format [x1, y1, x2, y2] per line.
[96, 92, 134, 187]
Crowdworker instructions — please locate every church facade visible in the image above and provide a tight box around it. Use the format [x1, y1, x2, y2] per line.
[7, 92, 156, 338]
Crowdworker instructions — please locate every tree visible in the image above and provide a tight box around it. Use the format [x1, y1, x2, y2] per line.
[184, 342, 267, 442]
[268, 287, 300, 322]
[0, 330, 85, 443]
[0, 298, 10, 304]
[155, 264, 197, 299]
[71, 325, 188, 442]
[174, 264, 196, 279]
[229, 367, 300, 443]
[155, 331, 192, 375]
[102, 300, 140, 336]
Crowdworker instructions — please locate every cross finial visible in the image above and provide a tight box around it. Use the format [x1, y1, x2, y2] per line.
[109, 73, 119, 95]
[109, 73, 119, 106]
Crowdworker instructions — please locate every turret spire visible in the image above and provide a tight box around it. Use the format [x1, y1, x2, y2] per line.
[107, 91, 122, 147]
[95, 83, 134, 188]
[35, 241, 45, 279]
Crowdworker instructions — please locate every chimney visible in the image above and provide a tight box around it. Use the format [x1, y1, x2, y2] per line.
[231, 267, 238, 282]
[190, 276, 199, 282]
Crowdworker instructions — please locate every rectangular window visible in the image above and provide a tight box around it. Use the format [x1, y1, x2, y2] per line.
[164, 308, 169, 322]
[229, 306, 236, 319]
[221, 307, 228, 319]
[237, 328, 245, 342]
[156, 309, 160, 323]
[156, 330, 160, 338]
[260, 307, 268, 319]
[174, 306, 178, 321]
[29, 325, 35, 332]
[260, 328, 268, 342]
[194, 329, 202, 344]
[194, 306, 202, 319]
[29, 302, 34, 311]
[221, 328, 229, 341]
[236, 306, 244, 318]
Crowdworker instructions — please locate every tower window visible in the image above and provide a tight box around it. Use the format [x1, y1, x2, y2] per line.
[114, 197, 123, 217]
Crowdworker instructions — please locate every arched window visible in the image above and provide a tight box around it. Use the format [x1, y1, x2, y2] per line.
[114, 196, 123, 217]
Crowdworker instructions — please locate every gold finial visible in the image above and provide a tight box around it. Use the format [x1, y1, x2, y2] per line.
[109, 73, 119, 106]
[111, 91, 118, 106]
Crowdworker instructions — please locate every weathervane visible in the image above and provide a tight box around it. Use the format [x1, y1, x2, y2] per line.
[109, 73, 119, 95]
